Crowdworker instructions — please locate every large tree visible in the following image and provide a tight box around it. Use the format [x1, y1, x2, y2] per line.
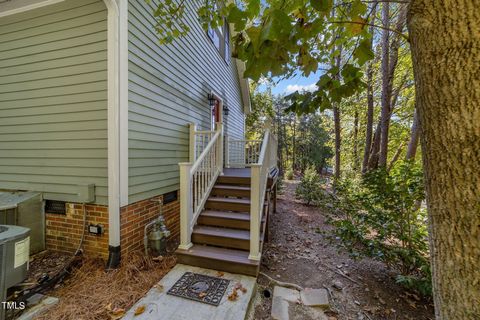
[407, 1, 480, 318]
[153, 0, 480, 317]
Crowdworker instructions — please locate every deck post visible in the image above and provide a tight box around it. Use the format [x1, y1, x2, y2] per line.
[225, 135, 230, 168]
[216, 122, 224, 175]
[249, 164, 261, 260]
[178, 162, 193, 250]
[189, 123, 197, 163]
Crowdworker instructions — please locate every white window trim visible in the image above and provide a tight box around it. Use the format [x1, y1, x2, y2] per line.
[0, 0, 65, 17]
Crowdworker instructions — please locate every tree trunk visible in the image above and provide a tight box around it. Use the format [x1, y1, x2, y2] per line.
[368, 119, 382, 170]
[362, 2, 377, 174]
[333, 46, 342, 181]
[378, 2, 391, 168]
[353, 110, 360, 172]
[405, 108, 420, 160]
[292, 117, 296, 171]
[408, 2, 480, 318]
[362, 61, 375, 173]
[333, 105, 341, 180]
[387, 140, 406, 172]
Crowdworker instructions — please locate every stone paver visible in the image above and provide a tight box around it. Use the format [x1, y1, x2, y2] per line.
[271, 296, 289, 320]
[122, 264, 256, 320]
[300, 288, 329, 308]
[271, 286, 330, 320]
[17, 295, 59, 320]
[273, 286, 301, 303]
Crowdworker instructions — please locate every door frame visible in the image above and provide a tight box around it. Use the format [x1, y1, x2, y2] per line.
[209, 90, 224, 130]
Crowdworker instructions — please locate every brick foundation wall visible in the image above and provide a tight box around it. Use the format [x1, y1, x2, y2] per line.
[45, 204, 110, 258]
[45, 192, 180, 259]
[120, 193, 180, 257]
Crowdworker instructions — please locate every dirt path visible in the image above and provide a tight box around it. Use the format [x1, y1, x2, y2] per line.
[253, 179, 434, 320]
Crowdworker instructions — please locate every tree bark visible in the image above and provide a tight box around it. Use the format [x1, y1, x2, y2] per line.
[368, 119, 382, 170]
[408, 1, 480, 318]
[292, 116, 296, 171]
[333, 105, 341, 180]
[362, 2, 377, 174]
[333, 48, 342, 181]
[378, 2, 391, 168]
[405, 108, 420, 160]
[387, 140, 406, 172]
[353, 110, 360, 172]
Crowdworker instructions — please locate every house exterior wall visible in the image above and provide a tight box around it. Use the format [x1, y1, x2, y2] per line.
[120, 194, 180, 256]
[45, 194, 180, 259]
[0, 0, 109, 204]
[127, 0, 247, 204]
[46, 203, 110, 258]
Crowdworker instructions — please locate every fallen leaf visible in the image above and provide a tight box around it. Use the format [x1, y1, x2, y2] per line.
[199, 292, 207, 298]
[216, 271, 224, 277]
[228, 290, 239, 301]
[153, 284, 164, 292]
[134, 305, 146, 316]
[109, 308, 125, 320]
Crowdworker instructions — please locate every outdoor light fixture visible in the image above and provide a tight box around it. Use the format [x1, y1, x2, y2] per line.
[207, 93, 216, 107]
[223, 104, 230, 116]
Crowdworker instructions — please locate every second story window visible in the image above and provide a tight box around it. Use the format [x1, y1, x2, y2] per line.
[207, 19, 231, 64]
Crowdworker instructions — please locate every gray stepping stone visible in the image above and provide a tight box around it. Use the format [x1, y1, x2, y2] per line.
[271, 296, 290, 320]
[273, 286, 301, 303]
[300, 288, 329, 309]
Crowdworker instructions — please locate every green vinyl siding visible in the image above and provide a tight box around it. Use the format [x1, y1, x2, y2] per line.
[127, 0, 246, 204]
[0, 0, 108, 204]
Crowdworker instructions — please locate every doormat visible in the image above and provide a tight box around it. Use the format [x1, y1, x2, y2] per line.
[167, 272, 230, 306]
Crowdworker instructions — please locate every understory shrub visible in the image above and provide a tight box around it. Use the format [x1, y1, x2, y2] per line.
[295, 166, 323, 205]
[285, 168, 294, 180]
[327, 161, 432, 296]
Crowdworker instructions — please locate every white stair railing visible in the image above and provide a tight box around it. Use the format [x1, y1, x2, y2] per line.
[226, 138, 263, 168]
[179, 123, 224, 250]
[189, 123, 214, 162]
[249, 129, 277, 260]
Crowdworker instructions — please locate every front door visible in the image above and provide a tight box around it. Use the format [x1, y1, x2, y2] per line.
[211, 99, 221, 130]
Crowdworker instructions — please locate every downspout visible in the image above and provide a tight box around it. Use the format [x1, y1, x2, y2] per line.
[104, 0, 121, 269]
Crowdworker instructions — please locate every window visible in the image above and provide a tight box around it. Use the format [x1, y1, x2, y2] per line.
[207, 19, 231, 64]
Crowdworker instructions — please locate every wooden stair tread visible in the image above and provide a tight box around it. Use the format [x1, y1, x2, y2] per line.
[214, 184, 251, 191]
[200, 210, 250, 221]
[207, 197, 251, 204]
[193, 225, 250, 240]
[176, 245, 258, 266]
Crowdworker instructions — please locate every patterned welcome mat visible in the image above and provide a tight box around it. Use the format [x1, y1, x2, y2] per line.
[167, 272, 230, 306]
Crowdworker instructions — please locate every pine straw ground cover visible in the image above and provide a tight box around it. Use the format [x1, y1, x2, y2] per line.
[35, 252, 176, 320]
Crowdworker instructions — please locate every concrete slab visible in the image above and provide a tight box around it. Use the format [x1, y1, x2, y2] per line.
[17, 295, 59, 320]
[273, 286, 301, 303]
[271, 296, 289, 320]
[300, 288, 329, 308]
[122, 264, 256, 320]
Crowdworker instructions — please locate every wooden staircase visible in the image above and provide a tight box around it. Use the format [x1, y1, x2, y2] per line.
[176, 169, 272, 276]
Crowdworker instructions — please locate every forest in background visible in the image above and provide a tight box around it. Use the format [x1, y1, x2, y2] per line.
[246, 1, 428, 295]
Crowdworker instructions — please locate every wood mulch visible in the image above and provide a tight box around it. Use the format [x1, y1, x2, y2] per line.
[25, 251, 176, 320]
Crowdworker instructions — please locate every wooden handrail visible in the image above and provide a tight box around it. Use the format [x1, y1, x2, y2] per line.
[179, 123, 223, 250]
[190, 130, 220, 174]
[249, 129, 276, 260]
